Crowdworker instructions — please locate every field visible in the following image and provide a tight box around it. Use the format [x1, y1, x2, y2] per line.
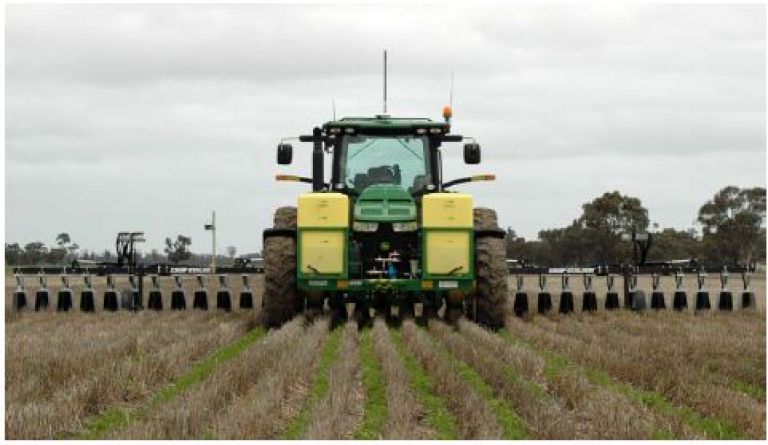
[5, 273, 766, 439]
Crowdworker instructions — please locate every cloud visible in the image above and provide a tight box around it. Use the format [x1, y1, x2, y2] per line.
[5, 3, 765, 253]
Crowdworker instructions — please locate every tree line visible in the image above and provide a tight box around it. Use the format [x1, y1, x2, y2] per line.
[507, 185, 765, 267]
[6, 185, 765, 268]
[5, 233, 242, 266]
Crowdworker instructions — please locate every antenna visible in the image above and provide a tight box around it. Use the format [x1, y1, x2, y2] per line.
[383, 49, 388, 114]
[332, 99, 336, 121]
[442, 69, 455, 123]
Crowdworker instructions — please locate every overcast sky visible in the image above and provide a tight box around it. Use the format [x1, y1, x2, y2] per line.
[5, 3, 766, 255]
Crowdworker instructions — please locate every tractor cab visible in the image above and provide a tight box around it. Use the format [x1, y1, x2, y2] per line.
[276, 113, 484, 197]
[339, 131, 430, 195]
[326, 116, 449, 197]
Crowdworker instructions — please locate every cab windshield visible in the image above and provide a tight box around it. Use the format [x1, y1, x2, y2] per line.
[340, 134, 431, 194]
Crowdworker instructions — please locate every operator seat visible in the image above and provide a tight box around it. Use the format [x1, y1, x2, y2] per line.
[367, 165, 396, 184]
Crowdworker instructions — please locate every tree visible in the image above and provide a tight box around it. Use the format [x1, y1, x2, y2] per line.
[47, 248, 67, 264]
[23, 242, 48, 265]
[577, 191, 649, 263]
[538, 222, 599, 266]
[5, 243, 23, 265]
[165, 235, 192, 264]
[698, 186, 766, 265]
[227, 246, 237, 258]
[505, 228, 551, 267]
[56, 233, 70, 247]
[647, 228, 701, 261]
[580, 191, 649, 234]
[148, 249, 163, 262]
[54, 233, 79, 260]
[524, 192, 649, 266]
[505, 227, 525, 261]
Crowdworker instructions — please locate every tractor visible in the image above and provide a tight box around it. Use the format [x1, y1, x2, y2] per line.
[262, 107, 508, 329]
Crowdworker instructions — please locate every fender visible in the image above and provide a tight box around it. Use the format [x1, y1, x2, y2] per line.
[474, 228, 506, 240]
[262, 228, 297, 244]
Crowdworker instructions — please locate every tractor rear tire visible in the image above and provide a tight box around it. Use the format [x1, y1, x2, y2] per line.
[329, 292, 347, 329]
[274, 206, 297, 229]
[473, 207, 499, 230]
[444, 304, 464, 324]
[262, 235, 301, 328]
[473, 208, 508, 330]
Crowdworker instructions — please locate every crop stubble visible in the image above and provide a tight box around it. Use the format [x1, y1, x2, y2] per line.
[5, 272, 766, 439]
[5, 311, 252, 439]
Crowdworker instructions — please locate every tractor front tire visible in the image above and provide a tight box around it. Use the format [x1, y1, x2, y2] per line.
[473, 208, 509, 329]
[473, 207, 499, 230]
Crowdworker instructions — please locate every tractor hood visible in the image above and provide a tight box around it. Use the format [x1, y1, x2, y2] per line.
[354, 184, 417, 222]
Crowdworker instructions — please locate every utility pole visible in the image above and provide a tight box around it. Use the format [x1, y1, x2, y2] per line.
[205, 211, 216, 274]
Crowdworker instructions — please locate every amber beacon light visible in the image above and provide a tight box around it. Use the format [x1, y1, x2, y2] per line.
[442, 105, 453, 122]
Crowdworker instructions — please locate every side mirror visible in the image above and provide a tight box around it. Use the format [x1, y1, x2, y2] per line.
[277, 143, 293, 165]
[464, 143, 481, 164]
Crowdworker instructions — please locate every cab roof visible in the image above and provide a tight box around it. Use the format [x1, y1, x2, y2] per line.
[322, 115, 450, 133]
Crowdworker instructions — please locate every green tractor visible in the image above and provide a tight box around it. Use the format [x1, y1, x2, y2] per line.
[262, 108, 508, 329]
